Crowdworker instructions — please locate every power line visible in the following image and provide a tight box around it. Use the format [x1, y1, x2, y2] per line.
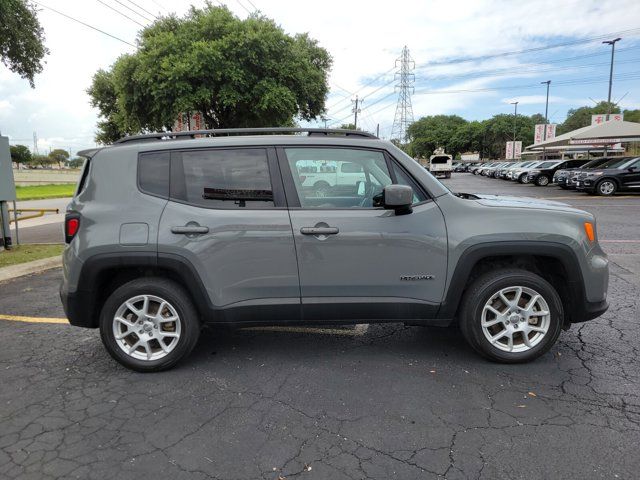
[33, 1, 136, 47]
[95, 0, 147, 27]
[113, 0, 154, 22]
[415, 27, 640, 69]
[150, 0, 170, 14]
[235, 0, 253, 14]
[124, 0, 159, 19]
[325, 66, 396, 110]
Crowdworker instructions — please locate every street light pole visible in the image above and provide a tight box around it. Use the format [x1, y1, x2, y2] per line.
[603, 37, 621, 120]
[510, 101, 519, 160]
[541, 80, 551, 160]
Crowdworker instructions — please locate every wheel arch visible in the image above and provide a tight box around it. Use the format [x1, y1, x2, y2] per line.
[67, 252, 211, 328]
[436, 242, 586, 326]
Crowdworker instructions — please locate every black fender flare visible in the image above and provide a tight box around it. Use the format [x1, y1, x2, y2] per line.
[435, 241, 587, 322]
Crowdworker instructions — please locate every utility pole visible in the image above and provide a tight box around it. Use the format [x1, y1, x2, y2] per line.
[351, 95, 361, 129]
[390, 45, 415, 144]
[603, 38, 621, 120]
[510, 101, 518, 160]
[376, 123, 380, 138]
[541, 80, 551, 160]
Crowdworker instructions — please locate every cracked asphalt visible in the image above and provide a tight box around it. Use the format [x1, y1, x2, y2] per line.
[1, 175, 639, 479]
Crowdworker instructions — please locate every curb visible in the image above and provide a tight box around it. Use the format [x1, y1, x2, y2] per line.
[0, 256, 62, 283]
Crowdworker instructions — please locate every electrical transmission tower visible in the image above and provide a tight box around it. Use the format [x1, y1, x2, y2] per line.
[390, 46, 415, 143]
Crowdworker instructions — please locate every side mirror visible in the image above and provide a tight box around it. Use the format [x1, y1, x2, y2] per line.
[628, 166, 637, 172]
[383, 184, 413, 215]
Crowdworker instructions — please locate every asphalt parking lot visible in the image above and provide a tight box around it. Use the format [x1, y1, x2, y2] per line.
[1, 175, 639, 479]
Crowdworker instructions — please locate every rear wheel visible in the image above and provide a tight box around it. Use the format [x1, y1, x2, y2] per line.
[99, 278, 201, 372]
[313, 181, 331, 197]
[595, 179, 617, 196]
[459, 269, 563, 363]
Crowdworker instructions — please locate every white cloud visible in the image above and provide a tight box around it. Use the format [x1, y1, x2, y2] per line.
[1, 0, 639, 148]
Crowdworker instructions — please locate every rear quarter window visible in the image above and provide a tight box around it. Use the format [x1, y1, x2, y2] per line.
[138, 152, 170, 198]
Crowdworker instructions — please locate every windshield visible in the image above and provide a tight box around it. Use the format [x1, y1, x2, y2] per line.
[597, 157, 633, 169]
[535, 161, 559, 169]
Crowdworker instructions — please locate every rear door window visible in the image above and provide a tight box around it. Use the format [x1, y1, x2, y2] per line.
[138, 151, 170, 198]
[171, 148, 275, 208]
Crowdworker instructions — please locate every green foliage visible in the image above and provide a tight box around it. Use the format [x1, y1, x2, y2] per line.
[623, 109, 640, 123]
[15, 183, 76, 200]
[48, 148, 69, 167]
[339, 123, 360, 130]
[557, 101, 620, 134]
[31, 154, 54, 167]
[0, 0, 49, 87]
[67, 157, 85, 168]
[408, 113, 540, 159]
[10, 144, 32, 164]
[89, 4, 332, 143]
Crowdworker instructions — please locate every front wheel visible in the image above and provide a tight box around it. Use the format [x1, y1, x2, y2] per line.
[518, 174, 529, 184]
[99, 278, 201, 372]
[595, 179, 617, 196]
[535, 175, 550, 186]
[459, 269, 563, 363]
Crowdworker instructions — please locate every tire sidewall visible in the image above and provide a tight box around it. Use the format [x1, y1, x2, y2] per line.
[99, 279, 200, 372]
[536, 175, 549, 186]
[461, 271, 563, 363]
[596, 179, 616, 196]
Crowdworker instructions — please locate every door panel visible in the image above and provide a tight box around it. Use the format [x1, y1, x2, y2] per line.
[281, 146, 448, 321]
[158, 147, 300, 314]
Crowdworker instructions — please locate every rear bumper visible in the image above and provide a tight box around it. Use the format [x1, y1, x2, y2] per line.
[60, 283, 97, 328]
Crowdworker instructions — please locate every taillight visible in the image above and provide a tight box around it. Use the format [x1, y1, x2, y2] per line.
[65, 215, 80, 243]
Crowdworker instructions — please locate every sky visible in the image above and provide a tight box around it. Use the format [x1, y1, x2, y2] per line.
[1, 0, 639, 154]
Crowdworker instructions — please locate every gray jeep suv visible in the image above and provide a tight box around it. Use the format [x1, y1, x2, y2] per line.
[60, 128, 609, 371]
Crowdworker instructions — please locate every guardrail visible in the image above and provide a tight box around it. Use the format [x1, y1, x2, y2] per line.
[4, 206, 61, 246]
[9, 208, 60, 224]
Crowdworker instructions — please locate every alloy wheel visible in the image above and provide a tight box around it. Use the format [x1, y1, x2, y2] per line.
[112, 295, 182, 361]
[480, 286, 550, 353]
[599, 181, 615, 195]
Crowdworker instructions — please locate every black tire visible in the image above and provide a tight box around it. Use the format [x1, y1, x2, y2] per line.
[595, 178, 617, 196]
[535, 175, 550, 186]
[313, 181, 331, 197]
[99, 277, 201, 372]
[459, 269, 563, 363]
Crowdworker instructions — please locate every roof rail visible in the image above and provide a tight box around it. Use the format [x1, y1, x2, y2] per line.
[113, 127, 377, 145]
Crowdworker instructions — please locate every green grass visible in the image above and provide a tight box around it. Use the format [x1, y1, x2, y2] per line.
[16, 184, 76, 200]
[0, 244, 64, 268]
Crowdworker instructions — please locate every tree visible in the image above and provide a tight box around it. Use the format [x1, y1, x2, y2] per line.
[623, 109, 640, 123]
[89, 4, 332, 143]
[407, 115, 468, 158]
[67, 157, 85, 169]
[0, 0, 49, 87]
[10, 144, 32, 165]
[31, 154, 53, 168]
[339, 123, 359, 130]
[48, 148, 69, 168]
[558, 101, 620, 134]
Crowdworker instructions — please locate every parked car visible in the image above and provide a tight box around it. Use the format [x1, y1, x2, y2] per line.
[554, 158, 612, 189]
[480, 162, 507, 176]
[526, 159, 591, 186]
[60, 128, 609, 371]
[575, 156, 640, 196]
[504, 161, 538, 180]
[511, 161, 553, 184]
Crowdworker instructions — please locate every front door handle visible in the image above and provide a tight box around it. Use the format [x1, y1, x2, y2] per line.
[171, 225, 209, 234]
[300, 226, 339, 235]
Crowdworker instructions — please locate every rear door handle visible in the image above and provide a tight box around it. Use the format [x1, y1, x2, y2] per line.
[171, 225, 209, 234]
[300, 227, 339, 235]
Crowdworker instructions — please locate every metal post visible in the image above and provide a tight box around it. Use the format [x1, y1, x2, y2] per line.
[12, 200, 19, 245]
[0, 201, 11, 249]
[352, 95, 360, 129]
[541, 80, 551, 160]
[510, 101, 519, 160]
[603, 38, 621, 120]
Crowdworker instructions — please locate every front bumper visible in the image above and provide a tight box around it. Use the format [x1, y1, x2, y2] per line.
[575, 178, 596, 192]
